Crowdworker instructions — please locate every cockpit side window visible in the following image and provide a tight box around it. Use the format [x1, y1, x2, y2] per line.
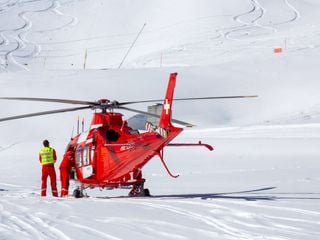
[76, 146, 90, 167]
[76, 148, 82, 167]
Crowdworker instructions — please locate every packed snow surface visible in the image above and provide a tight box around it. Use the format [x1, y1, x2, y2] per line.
[1, 0, 320, 239]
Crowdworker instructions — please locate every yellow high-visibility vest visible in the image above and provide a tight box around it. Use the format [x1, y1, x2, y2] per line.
[39, 147, 55, 165]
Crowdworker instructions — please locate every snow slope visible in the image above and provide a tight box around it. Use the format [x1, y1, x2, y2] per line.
[1, 0, 320, 239]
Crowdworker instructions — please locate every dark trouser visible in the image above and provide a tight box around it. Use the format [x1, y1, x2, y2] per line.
[41, 164, 58, 197]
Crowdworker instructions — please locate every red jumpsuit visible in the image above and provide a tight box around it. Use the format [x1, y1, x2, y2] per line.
[39, 149, 58, 197]
[59, 150, 75, 197]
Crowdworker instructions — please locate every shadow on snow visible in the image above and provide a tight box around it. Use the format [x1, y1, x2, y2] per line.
[104, 187, 320, 201]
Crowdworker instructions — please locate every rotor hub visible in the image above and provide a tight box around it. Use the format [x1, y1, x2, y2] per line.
[94, 99, 121, 112]
[98, 99, 110, 105]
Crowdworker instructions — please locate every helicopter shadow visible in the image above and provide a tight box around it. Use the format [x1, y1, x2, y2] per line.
[150, 187, 277, 201]
[150, 187, 320, 201]
[100, 187, 320, 201]
[102, 187, 277, 201]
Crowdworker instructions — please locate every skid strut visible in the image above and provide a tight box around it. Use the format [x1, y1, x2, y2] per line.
[157, 141, 213, 178]
[157, 149, 179, 178]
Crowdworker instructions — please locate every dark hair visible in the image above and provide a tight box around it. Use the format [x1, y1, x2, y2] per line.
[43, 139, 49, 147]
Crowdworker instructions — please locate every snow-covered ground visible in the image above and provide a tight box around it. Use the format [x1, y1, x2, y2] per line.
[1, 0, 320, 239]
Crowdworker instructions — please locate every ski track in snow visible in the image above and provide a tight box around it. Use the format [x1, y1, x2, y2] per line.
[225, 0, 272, 41]
[0, 142, 18, 152]
[117, 198, 320, 240]
[0, 0, 300, 70]
[224, 0, 299, 41]
[132, 0, 302, 67]
[1, 1, 320, 239]
[1, 190, 314, 238]
[0, 0, 304, 69]
[0, 0, 77, 71]
[278, 0, 300, 25]
[0, 198, 70, 240]
[83, 196, 320, 239]
[1, 189, 319, 239]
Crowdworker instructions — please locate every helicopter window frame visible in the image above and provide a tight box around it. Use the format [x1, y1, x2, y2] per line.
[83, 145, 90, 166]
[76, 146, 91, 168]
[76, 148, 83, 167]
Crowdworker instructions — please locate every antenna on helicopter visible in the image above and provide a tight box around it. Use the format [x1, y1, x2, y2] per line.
[71, 125, 74, 139]
[77, 116, 80, 135]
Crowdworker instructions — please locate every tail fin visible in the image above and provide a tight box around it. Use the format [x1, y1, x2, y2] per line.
[159, 73, 177, 129]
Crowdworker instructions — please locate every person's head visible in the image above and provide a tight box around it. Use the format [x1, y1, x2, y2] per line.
[43, 139, 49, 147]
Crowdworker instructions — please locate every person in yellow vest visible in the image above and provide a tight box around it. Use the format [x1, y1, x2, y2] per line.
[39, 139, 58, 197]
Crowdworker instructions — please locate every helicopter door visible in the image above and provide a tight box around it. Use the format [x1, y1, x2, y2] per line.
[76, 145, 93, 179]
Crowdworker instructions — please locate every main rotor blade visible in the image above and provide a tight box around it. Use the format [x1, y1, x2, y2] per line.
[171, 118, 194, 127]
[173, 95, 258, 101]
[119, 95, 258, 105]
[118, 106, 194, 127]
[0, 97, 96, 106]
[0, 106, 91, 122]
[0, 95, 258, 107]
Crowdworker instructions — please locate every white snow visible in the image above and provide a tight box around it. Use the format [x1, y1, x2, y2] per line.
[1, 0, 320, 239]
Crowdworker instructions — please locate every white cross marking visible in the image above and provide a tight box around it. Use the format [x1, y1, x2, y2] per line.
[164, 99, 170, 115]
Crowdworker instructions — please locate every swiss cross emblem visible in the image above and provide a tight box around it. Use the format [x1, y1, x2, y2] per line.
[164, 99, 170, 115]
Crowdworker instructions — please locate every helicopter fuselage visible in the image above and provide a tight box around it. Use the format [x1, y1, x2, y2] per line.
[69, 112, 182, 189]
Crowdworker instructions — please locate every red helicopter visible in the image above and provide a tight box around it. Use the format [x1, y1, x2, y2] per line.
[0, 73, 257, 197]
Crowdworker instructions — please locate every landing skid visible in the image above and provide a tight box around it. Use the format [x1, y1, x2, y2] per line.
[128, 182, 151, 197]
[72, 185, 87, 198]
[71, 184, 151, 198]
[129, 188, 151, 197]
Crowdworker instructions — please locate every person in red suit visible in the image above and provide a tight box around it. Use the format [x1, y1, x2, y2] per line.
[39, 140, 58, 197]
[59, 147, 75, 197]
